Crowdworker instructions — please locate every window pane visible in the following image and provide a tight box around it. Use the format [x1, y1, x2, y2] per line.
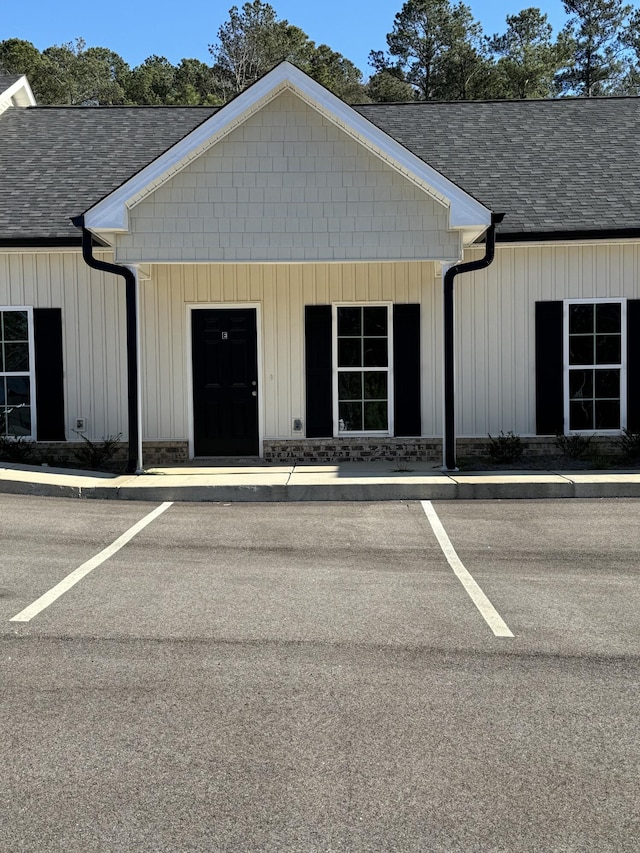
[7, 405, 31, 436]
[363, 338, 387, 367]
[4, 342, 29, 372]
[596, 303, 621, 333]
[338, 401, 362, 431]
[594, 369, 619, 398]
[595, 400, 620, 430]
[338, 372, 362, 401]
[569, 304, 593, 334]
[0, 379, 5, 405]
[569, 369, 593, 400]
[7, 376, 30, 405]
[2, 311, 28, 342]
[364, 401, 388, 430]
[337, 307, 361, 337]
[364, 372, 387, 400]
[570, 400, 593, 431]
[338, 338, 361, 367]
[363, 307, 387, 336]
[569, 336, 593, 365]
[595, 334, 621, 364]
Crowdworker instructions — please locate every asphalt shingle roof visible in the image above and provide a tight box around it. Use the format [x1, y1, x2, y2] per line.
[1, 96, 640, 242]
[0, 106, 217, 241]
[0, 74, 23, 90]
[357, 97, 640, 238]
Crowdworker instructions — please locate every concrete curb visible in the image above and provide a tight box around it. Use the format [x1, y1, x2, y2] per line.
[1, 463, 640, 501]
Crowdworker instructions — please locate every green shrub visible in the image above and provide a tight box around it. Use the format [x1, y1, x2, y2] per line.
[555, 432, 592, 460]
[72, 431, 122, 471]
[486, 431, 526, 464]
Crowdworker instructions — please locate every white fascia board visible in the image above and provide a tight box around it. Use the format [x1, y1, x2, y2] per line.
[84, 62, 491, 233]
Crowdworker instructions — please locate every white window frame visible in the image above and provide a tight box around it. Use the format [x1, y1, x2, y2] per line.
[0, 305, 37, 441]
[332, 302, 394, 437]
[563, 297, 626, 435]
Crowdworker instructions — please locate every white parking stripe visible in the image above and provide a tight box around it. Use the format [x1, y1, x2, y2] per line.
[421, 500, 514, 638]
[10, 501, 173, 623]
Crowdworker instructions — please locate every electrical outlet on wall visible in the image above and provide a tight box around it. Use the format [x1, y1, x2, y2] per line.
[75, 418, 86, 432]
[292, 418, 303, 432]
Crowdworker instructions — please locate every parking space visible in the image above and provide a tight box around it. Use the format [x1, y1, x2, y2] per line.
[2, 494, 639, 851]
[8, 499, 497, 647]
[3, 495, 640, 655]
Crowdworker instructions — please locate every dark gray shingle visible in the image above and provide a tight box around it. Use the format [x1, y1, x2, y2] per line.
[1, 96, 640, 241]
[0, 74, 23, 91]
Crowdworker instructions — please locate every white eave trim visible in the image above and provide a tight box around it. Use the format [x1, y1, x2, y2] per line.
[0, 75, 36, 114]
[84, 62, 491, 235]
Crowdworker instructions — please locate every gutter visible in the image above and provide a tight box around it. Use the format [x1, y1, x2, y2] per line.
[443, 212, 505, 471]
[71, 216, 140, 475]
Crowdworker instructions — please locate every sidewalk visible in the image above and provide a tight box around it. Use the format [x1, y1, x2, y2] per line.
[1, 460, 640, 502]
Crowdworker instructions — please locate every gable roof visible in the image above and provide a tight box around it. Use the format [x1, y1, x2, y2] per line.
[1, 68, 640, 244]
[82, 63, 490, 243]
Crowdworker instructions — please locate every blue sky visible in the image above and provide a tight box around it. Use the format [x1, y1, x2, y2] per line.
[4, 0, 569, 78]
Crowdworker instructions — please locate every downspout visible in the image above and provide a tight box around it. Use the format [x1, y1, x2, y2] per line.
[443, 212, 505, 471]
[71, 216, 140, 475]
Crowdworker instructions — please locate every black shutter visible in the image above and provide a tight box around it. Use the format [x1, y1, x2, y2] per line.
[393, 304, 421, 436]
[33, 308, 65, 441]
[627, 300, 640, 433]
[305, 305, 333, 438]
[535, 301, 564, 435]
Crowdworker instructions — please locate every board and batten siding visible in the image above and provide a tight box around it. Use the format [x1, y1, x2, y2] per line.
[140, 261, 442, 441]
[456, 241, 640, 437]
[0, 250, 127, 439]
[3, 241, 638, 446]
[115, 91, 460, 266]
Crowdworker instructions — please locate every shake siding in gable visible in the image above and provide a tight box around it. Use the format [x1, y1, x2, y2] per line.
[0, 250, 127, 440]
[115, 91, 460, 265]
[139, 261, 442, 441]
[456, 242, 640, 437]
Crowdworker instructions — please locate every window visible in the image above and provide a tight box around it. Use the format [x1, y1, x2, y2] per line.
[0, 307, 35, 438]
[564, 299, 625, 432]
[333, 304, 392, 434]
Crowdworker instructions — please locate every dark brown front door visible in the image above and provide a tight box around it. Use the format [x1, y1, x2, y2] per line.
[191, 308, 259, 456]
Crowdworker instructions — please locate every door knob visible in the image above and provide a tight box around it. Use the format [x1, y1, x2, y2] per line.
[251, 390, 257, 396]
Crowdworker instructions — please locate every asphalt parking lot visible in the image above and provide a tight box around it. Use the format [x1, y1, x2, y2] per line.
[2, 494, 639, 851]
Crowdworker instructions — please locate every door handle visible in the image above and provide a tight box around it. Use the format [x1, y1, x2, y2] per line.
[251, 390, 257, 397]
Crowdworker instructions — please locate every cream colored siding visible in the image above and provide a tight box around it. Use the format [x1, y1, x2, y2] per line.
[140, 261, 442, 441]
[456, 242, 640, 436]
[116, 92, 460, 265]
[4, 240, 637, 447]
[0, 250, 127, 440]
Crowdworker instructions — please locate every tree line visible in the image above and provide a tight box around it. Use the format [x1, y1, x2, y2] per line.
[2, 0, 640, 106]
